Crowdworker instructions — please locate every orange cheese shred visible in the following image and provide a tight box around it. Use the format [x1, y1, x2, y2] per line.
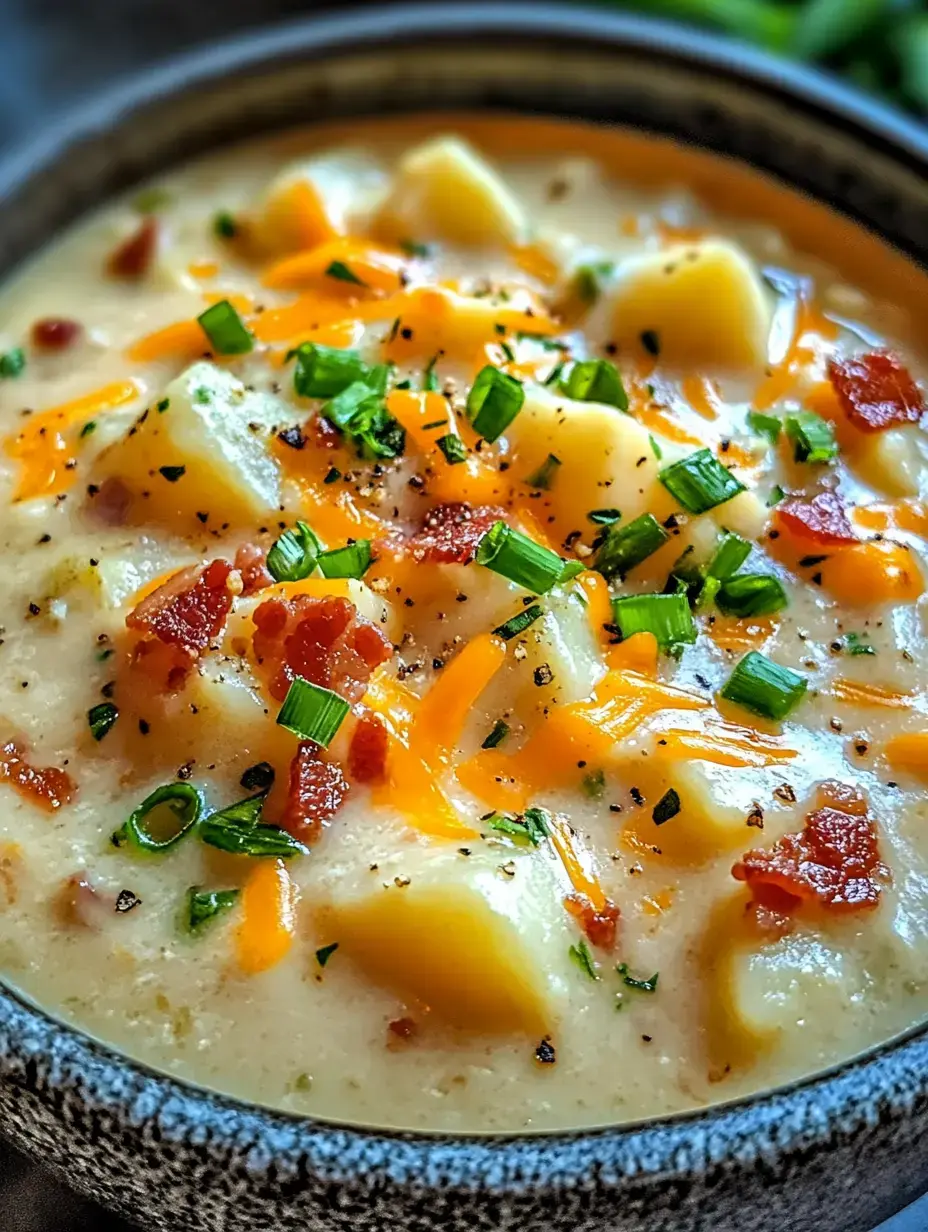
[127, 319, 205, 364]
[235, 858, 297, 975]
[830, 678, 916, 709]
[885, 732, 928, 779]
[656, 721, 798, 768]
[262, 238, 405, 295]
[548, 815, 606, 913]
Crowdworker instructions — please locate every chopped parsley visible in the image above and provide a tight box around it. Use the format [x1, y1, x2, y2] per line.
[652, 788, 681, 825]
[315, 942, 339, 968]
[326, 260, 367, 286]
[617, 963, 659, 993]
[481, 719, 511, 750]
[569, 938, 599, 980]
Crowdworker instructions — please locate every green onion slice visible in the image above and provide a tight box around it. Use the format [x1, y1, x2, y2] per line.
[525, 453, 561, 490]
[716, 574, 789, 617]
[476, 522, 564, 594]
[466, 366, 525, 442]
[706, 532, 751, 580]
[593, 513, 668, 580]
[612, 592, 697, 652]
[199, 790, 308, 858]
[277, 677, 350, 747]
[569, 938, 599, 980]
[0, 348, 25, 379]
[186, 886, 239, 933]
[720, 651, 807, 721]
[486, 807, 550, 847]
[213, 211, 238, 239]
[116, 783, 203, 853]
[292, 343, 367, 399]
[88, 701, 119, 742]
[315, 942, 339, 967]
[746, 409, 782, 443]
[617, 963, 659, 993]
[197, 299, 253, 356]
[493, 604, 544, 641]
[266, 521, 321, 583]
[562, 359, 628, 410]
[659, 449, 746, 514]
[652, 789, 681, 826]
[785, 411, 838, 464]
[317, 540, 372, 579]
[482, 719, 510, 750]
[436, 434, 467, 465]
[572, 261, 614, 305]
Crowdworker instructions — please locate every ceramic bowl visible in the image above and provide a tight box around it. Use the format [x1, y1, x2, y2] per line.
[1, 6, 927, 1230]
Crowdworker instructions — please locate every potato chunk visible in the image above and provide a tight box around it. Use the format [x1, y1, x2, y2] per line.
[374, 137, 526, 247]
[251, 153, 384, 256]
[610, 240, 772, 370]
[95, 362, 298, 531]
[850, 425, 927, 498]
[317, 840, 574, 1034]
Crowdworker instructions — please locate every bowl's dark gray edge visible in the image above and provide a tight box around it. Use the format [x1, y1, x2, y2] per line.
[0, 3, 926, 1224]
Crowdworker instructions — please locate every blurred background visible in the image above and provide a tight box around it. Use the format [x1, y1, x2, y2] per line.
[0, 0, 925, 1228]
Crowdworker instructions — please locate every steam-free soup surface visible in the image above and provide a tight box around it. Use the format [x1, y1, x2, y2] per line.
[1, 116, 928, 1132]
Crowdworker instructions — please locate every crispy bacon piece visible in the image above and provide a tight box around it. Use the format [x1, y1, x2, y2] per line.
[126, 559, 234, 690]
[0, 740, 75, 813]
[234, 542, 273, 596]
[733, 792, 888, 916]
[828, 350, 924, 433]
[252, 593, 393, 703]
[773, 491, 857, 546]
[565, 892, 621, 950]
[348, 709, 389, 785]
[406, 502, 507, 564]
[31, 317, 82, 350]
[279, 740, 348, 841]
[52, 873, 105, 929]
[312, 416, 341, 451]
[107, 216, 159, 280]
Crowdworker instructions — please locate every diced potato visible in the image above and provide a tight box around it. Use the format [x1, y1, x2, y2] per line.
[610, 240, 772, 371]
[383, 286, 553, 364]
[513, 583, 605, 711]
[374, 137, 526, 248]
[251, 153, 384, 257]
[850, 425, 926, 499]
[95, 362, 300, 532]
[316, 839, 574, 1034]
[506, 387, 683, 541]
[43, 554, 147, 611]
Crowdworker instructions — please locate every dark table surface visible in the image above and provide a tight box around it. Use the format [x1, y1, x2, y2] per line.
[0, 1, 927, 1228]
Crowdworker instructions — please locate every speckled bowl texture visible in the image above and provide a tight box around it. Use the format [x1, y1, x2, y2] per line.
[1, 6, 928, 1230]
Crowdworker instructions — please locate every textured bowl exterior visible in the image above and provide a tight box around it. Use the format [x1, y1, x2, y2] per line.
[1, 6, 927, 1230]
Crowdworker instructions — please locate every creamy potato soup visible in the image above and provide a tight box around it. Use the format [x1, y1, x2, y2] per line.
[1, 116, 928, 1133]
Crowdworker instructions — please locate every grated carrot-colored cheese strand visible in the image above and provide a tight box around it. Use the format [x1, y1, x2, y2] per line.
[127, 319, 205, 363]
[235, 859, 297, 975]
[548, 815, 606, 912]
[830, 678, 916, 709]
[412, 634, 507, 765]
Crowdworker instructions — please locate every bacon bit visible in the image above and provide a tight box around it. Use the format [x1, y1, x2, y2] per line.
[733, 794, 888, 916]
[252, 593, 392, 703]
[348, 709, 389, 785]
[0, 740, 75, 812]
[565, 892, 621, 949]
[774, 491, 858, 546]
[233, 542, 274, 596]
[127, 559, 234, 689]
[52, 873, 103, 929]
[407, 502, 507, 564]
[828, 350, 924, 434]
[107, 216, 160, 280]
[312, 416, 342, 451]
[388, 1016, 418, 1042]
[31, 317, 82, 351]
[87, 476, 132, 527]
[279, 740, 348, 842]
[0, 844, 21, 911]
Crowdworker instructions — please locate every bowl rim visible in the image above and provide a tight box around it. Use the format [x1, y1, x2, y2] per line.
[1, 0, 928, 1190]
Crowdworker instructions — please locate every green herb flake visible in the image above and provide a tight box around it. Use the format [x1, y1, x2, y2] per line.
[582, 768, 606, 800]
[156, 398, 170, 413]
[481, 719, 511, 750]
[569, 938, 599, 980]
[587, 508, 622, 525]
[617, 963, 659, 993]
[315, 942, 340, 968]
[746, 409, 782, 443]
[573, 261, 614, 305]
[649, 433, 663, 460]
[325, 260, 367, 287]
[436, 433, 467, 465]
[400, 238, 431, 257]
[845, 632, 876, 656]
[186, 887, 239, 933]
[158, 465, 186, 483]
[88, 701, 119, 742]
[525, 453, 561, 490]
[213, 210, 238, 239]
[80, 421, 97, 438]
[652, 788, 681, 825]
[0, 348, 25, 380]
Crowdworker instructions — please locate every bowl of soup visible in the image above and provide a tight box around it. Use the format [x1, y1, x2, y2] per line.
[1, 5, 927, 1230]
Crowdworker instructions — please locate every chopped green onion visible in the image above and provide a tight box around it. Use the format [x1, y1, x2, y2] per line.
[612, 592, 697, 652]
[587, 508, 622, 525]
[582, 768, 606, 800]
[493, 604, 543, 641]
[115, 783, 203, 853]
[315, 942, 339, 967]
[186, 887, 239, 933]
[543, 360, 565, 387]
[325, 381, 405, 460]
[706, 532, 751, 580]
[199, 790, 308, 858]
[482, 720, 510, 750]
[716, 574, 789, 617]
[593, 513, 668, 580]
[88, 701, 119, 742]
[267, 521, 320, 583]
[317, 540, 372, 580]
[652, 788, 681, 825]
[695, 574, 721, 612]
[572, 261, 614, 305]
[0, 348, 25, 379]
[324, 466, 341, 485]
[617, 963, 659, 993]
[325, 260, 366, 286]
[649, 433, 663, 460]
[747, 409, 782, 443]
[423, 355, 440, 392]
[436, 434, 467, 465]
[785, 411, 838, 464]
[562, 359, 628, 411]
[720, 651, 807, 721]
[466, 365, 525, 442]
[845, 632, 876, 656]
[292, 344, 367, 398]
[569, 937, 599, 980]
[476, 522, 564, 594]
[277, 677, 350, 746]
[558, 560, 585, 584]
[525, 453, 561, 490]
[197, 299, 253, 355]
[213, 210, 238, 239]
[659, 449, 746, 514]
[487, 807, 550, 847]
[767, 484, 786, 507]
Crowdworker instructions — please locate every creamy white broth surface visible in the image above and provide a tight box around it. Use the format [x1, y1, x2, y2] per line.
[1, 116, 928, 1132]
